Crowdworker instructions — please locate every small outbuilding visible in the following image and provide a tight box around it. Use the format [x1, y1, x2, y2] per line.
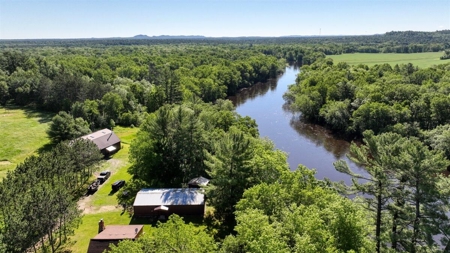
[187, 176, 210, 188]
[81, 128, 121, 156]
[133, 188, 205, 217]
[87, 224, 144, 253]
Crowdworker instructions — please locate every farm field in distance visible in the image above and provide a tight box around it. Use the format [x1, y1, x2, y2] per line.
[328, 52, 447, 68]
[0, 106, 53, 179]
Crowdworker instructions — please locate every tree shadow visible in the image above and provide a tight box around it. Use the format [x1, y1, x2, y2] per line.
[22, 107, 54, 124]
[36, 142, 56, 154]
[129, 215, 158, 226]
[108, 189, 117, 196]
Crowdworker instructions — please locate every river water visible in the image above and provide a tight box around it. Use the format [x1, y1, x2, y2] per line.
[229, 66, 365, 184]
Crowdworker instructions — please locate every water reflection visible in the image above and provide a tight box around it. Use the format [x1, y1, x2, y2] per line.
[229, 79, 278, 107]
[230, 65, 365, 184]
[288, 115, 351, 160]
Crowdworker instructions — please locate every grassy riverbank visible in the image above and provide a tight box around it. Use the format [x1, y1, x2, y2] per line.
[328, 52, 446, 68]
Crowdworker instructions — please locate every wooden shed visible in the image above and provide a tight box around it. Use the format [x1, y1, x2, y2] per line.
[133, 188, 205, 217]
[80, 128, 121, 156]
[87, 225, 143, 253]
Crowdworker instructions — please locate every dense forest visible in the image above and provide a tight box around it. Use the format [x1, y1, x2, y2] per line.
[1, 30, 450, 252]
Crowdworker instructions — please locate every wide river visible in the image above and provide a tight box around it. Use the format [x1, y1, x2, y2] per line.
[229, 66, 365, 184]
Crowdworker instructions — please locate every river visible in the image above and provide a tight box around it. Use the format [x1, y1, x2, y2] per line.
[229, 66, 365, 184]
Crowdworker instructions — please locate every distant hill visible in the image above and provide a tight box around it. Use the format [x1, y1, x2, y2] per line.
[133, 34, 205, 39]
[133, 34, 151, 39]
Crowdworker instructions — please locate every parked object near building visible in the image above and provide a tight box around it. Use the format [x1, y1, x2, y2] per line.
[97, 171, 111, 184]
[133, 188, 205, 217]
[87, 180, 101, 193]
[87, 222, 144, 253]
[112, 180, 125, 191]
[80, 128, 121, 157]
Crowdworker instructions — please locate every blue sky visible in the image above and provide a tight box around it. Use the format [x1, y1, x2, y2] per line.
[0, 0, 449, 39]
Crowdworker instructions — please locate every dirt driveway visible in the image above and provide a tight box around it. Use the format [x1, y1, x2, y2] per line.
[77, 158, 125, 214]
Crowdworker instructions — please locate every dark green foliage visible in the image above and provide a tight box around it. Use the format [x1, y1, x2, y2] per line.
[47, 111, 91, 143]
[0, 139, 102, 252]
[286, 58, 450, 137]
[205, 127, 254, 229]
[129, 104, 207, 187]
[204, 127, 289, 236]
[334, 131, 450, 252]
[422, 124, 450, 160]
[224, 167, 374, 253]
[128, 99, 263, 189]
[440, 50, 450, 60]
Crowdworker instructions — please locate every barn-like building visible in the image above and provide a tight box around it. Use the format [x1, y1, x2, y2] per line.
[133, 188, 205, 217]
[80, 128, 121, 156]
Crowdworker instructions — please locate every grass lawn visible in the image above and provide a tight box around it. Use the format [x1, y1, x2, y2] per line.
[328, 52, 448, 68]
[62, 126, 141, 253]
[62, 211, 154, 253]
[0, 106, 53, 179]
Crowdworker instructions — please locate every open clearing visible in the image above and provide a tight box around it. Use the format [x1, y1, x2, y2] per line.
[0, 105, 140, 252]
[328, 52, 447, 68]
[0, 106, 52, 179]
[62, 126, 140, 253]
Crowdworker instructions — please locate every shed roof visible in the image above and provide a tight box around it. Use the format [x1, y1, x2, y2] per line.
[92, 225, 143, 240]
[188, 176, 210, 186]
[80, 128, 120, 150]
[133, 188, 205, 207]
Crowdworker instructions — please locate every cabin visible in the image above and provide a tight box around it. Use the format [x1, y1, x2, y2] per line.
[80, 128, 121, 156]
[187, 176, 210, 188]
[133, 188, 205, 217]
[87, 224, 144, 253]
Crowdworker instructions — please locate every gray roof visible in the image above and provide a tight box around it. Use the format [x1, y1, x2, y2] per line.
[188, 176, 210, 186]
[80, 128, 120, 150]
[133, 188, 205, 207]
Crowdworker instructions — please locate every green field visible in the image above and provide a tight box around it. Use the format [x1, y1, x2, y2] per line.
[328, 52, 448, 68]
[0, 106, 53, 179]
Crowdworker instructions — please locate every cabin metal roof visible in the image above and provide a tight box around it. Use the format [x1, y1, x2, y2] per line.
[133, 188, 205, 207]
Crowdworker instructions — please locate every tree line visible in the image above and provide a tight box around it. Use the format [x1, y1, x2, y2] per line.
[0, 139, 102, 252]
[285, 58, 450, 140]
[0, 45, 284, 136]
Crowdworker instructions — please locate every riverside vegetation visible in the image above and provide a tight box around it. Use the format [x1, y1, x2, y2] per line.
[1, 30, 450, 252]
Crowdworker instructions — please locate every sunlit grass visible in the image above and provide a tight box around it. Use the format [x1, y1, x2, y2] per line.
[328, 52, 447, 68]
[0, 106, 53, 179]
[63, 126, 139, 253]
[61, 211, 153, 253]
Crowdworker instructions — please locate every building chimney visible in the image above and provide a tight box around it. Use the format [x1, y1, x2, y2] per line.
[98, 218, 105, 233]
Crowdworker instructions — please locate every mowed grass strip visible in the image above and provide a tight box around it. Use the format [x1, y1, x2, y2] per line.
[0, 106, 53, 179]
[328, 52, 448, 68]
